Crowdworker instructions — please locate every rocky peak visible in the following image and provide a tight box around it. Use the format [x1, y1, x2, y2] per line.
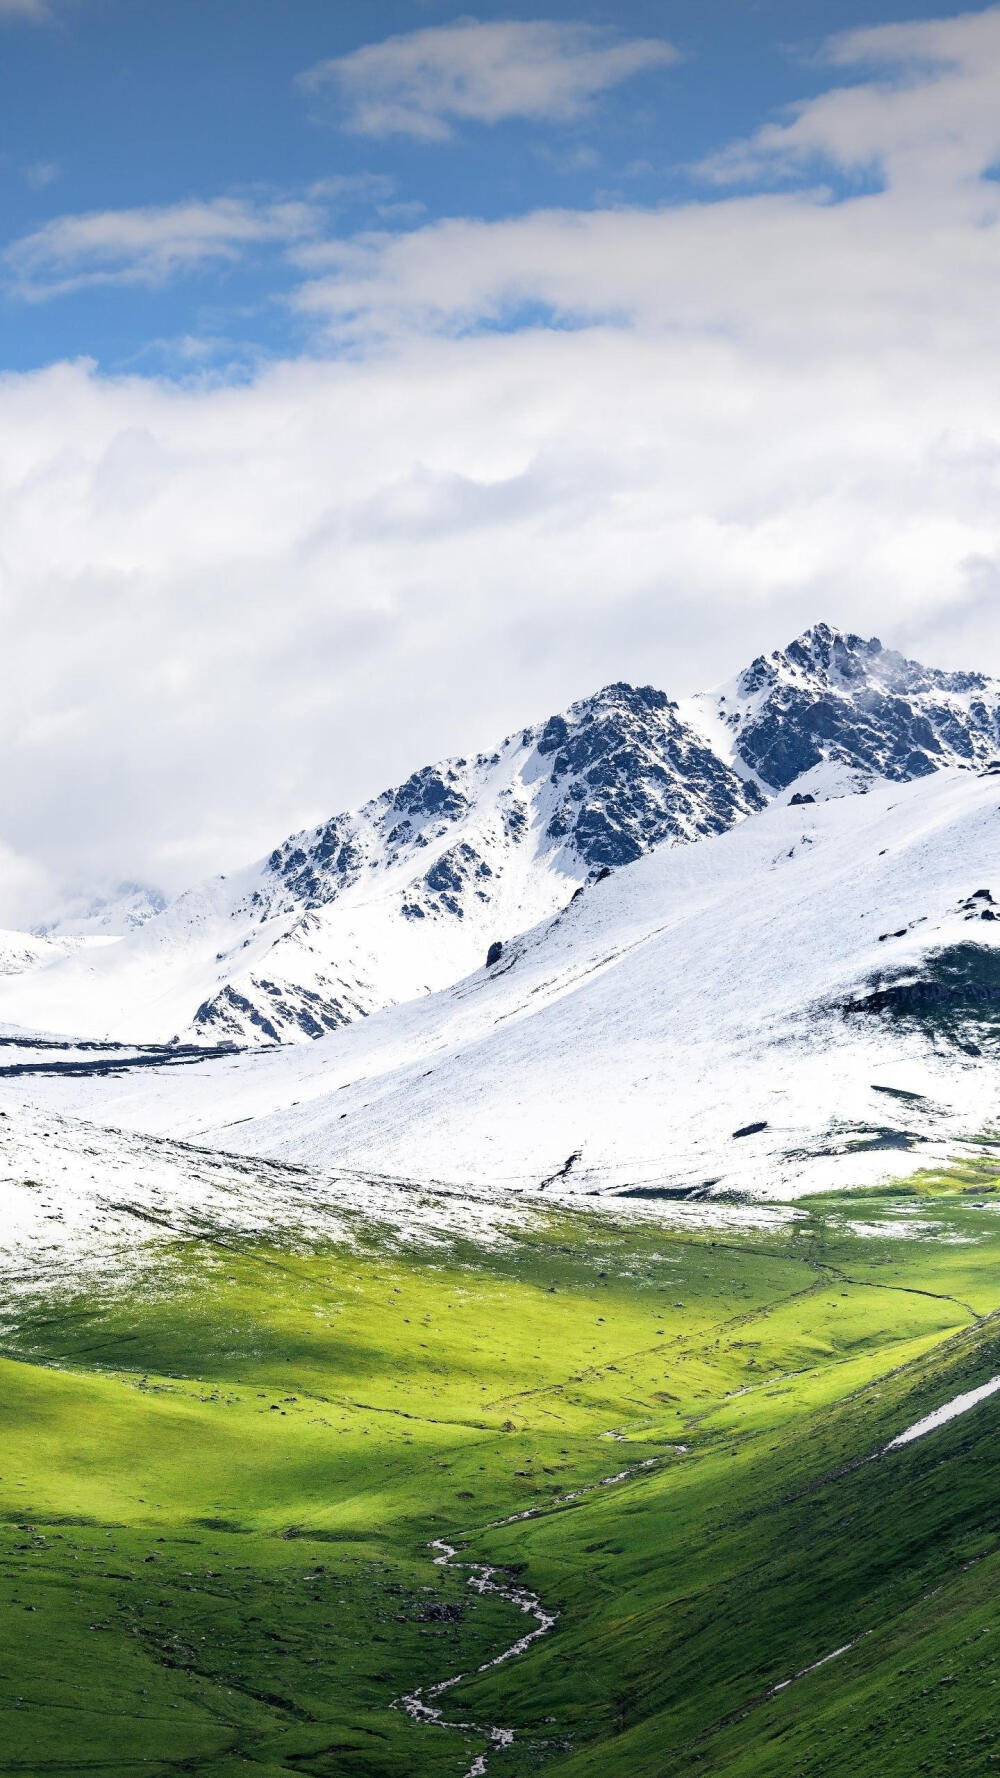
[723, 624, 1000, 791]
[785, 623, 883, 683]
[539, 682, 763, 869]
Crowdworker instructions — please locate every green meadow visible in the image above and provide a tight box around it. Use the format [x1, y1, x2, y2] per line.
[4, 1155, 1000, 1775]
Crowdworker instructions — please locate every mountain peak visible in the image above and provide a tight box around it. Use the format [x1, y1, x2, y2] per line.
[784, 622, 883, 676]
[574, 680, 673, 715]
[738, 623, 885, 697]
[719, 624, 999, 792]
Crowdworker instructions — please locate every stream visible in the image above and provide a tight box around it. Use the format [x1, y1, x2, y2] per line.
[397, 1453, 669, 1777]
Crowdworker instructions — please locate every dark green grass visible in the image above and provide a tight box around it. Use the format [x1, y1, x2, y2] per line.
[3, 1169, 1000, 1774]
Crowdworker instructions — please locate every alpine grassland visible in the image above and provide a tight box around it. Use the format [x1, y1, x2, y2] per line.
[4, 1155, 1000, 1776]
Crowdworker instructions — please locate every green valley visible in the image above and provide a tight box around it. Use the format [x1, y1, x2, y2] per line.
[4, 1156, 1000, 1776]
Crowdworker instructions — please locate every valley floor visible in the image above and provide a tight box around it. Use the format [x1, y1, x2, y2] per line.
[4, 1149, 1000, 1774]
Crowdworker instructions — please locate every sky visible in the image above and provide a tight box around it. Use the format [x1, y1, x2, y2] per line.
[1, 0, 1000, 920]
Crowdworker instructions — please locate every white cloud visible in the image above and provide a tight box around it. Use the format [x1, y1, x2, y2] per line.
[307, 172, 397, 205]
[699, 4, 1000, 189]
[0, 0, 50, 21]
[288, 7, 1000, 351]
[4, 196, 321, 299]
[301, 18, 678, 141]
[2, 9, 1000, 912]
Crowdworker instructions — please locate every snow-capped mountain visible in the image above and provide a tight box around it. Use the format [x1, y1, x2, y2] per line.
[2, 622, 999, 1051]
[0, 681, 762, 1046]
[11, 766, 1000, 1201]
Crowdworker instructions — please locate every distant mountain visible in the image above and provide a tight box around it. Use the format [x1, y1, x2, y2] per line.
[34, 881, 167, 940]
[2, 623, 999, 1049]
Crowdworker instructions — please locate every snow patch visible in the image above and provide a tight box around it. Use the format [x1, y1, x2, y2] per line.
[885, 1377, 1000, 1451]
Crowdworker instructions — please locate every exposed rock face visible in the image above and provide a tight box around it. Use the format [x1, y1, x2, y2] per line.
[712, 623, 1000, 791]
[190, 976, 369, 1046]
[540, 683, 765, 867]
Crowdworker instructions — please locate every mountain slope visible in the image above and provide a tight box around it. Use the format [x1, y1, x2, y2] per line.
[0, 927, 111, 982]
[10, 765, 1000, 1201]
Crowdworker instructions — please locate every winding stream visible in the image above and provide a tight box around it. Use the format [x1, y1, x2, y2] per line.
[397, 1454, 669, 1777]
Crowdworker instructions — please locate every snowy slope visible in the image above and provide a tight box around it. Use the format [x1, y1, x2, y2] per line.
[10, 766, 1000, 1202]
[0, 927, 112, 980]
[0, 682, 760, 1047]
[0, 1105, 533, 1307]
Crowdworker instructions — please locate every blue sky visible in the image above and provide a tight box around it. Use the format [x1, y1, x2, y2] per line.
[1, 0, 990, 372]
[1, 1, 1000, 916]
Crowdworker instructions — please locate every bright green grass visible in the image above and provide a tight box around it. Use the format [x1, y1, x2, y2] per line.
[4, 1167, 1000, 1775]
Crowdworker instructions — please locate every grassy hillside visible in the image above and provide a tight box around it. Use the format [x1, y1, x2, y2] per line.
[4, 1157, 1000, 1775]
